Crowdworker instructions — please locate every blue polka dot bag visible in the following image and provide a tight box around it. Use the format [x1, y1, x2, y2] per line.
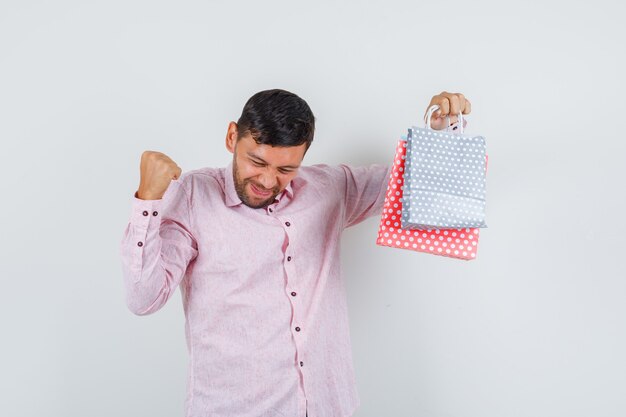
[401, 105, 488, 230]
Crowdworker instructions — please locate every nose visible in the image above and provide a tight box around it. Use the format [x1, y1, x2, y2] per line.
[257, 171, 277, 190]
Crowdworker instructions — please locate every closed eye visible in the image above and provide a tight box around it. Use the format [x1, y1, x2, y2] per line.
[250, 159, 265, 167]
[249, 157, 295, 174]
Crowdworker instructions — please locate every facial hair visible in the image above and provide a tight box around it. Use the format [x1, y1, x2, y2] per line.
[232, 157, 281, 209]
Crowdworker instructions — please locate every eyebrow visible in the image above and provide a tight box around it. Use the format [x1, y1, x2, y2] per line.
[246, 152, 300, 169]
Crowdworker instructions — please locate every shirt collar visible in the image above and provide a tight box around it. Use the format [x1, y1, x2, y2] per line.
[224, 161, 294, 207]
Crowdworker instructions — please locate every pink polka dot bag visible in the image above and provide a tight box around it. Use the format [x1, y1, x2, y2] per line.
[376, 128, 488, 261]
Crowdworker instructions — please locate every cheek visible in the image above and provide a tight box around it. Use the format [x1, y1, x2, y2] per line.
[237, 162, 260, 181]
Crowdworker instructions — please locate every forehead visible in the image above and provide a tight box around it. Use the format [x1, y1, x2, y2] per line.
[237, 134, 306, 166]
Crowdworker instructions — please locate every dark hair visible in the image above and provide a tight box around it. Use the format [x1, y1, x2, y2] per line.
[236, 89, 315, 151]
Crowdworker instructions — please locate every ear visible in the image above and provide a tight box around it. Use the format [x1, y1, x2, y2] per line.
[225, 121, 238, 153]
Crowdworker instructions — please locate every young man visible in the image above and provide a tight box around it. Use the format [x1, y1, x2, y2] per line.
[120, 89, 471, 417]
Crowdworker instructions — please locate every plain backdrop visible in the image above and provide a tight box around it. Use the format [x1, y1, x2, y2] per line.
[1, 1, 625, 416]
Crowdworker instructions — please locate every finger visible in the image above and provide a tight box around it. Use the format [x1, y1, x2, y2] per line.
[463, 99, 471, 115]
[437, 97, 450, 117]
[444, 93, 461, 116]
[456, 93, 466, 113]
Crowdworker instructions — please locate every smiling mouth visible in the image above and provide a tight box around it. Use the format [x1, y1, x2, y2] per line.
[250, 183, 273, 197]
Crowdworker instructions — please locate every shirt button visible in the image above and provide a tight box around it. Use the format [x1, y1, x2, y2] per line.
[137, 241, 143, 247]
[142, 210, 149, 216]
[300, 361, 304, 367]
[152, 211, 158, 216]
[285, 221, 291, 227]
[287, 256, 292, 262]
[295, 326, 301, 332]
[291, 292, 297, 297]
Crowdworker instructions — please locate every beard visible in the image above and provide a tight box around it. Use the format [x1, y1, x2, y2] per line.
[232, 158, 281, 209]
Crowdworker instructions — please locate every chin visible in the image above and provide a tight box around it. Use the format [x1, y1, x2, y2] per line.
[241, 192, 274, 209]
[242, 198, 271, 209]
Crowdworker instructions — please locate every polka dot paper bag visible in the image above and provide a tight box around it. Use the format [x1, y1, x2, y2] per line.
[402, 105, 487, 230]
[376, 138, 482, 260]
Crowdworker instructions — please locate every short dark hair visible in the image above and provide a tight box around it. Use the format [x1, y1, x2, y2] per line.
[236, 89, 315, 151]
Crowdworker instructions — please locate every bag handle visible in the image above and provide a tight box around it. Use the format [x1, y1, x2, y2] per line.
[424, 104, 465, 134]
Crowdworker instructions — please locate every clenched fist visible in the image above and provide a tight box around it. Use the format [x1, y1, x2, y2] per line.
[136, 151, 182, 200]
[424, 91, 471, 131]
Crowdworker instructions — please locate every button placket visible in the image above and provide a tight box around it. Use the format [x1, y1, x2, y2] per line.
[292, 318, 305, 372]
[286, 251, 296, 304]
[280, 215, 304, 372]
[267, 198, 279, 215]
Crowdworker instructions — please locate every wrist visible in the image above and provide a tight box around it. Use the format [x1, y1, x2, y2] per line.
[136, 188, 163, 200]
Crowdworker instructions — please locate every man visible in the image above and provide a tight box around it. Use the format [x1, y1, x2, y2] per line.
[120, 89, 471, 417]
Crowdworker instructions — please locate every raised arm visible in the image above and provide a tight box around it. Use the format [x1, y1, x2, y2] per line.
[119, 151, 198, 315]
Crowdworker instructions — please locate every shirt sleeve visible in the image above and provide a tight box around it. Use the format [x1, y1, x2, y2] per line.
[339, 163, 392, 229]
[119, 178, 199, 316]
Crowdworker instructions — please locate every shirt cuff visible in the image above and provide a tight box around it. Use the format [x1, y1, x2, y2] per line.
[130, 191, 164, 225]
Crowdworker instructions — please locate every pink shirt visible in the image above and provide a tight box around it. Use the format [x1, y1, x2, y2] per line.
[120, 161, 391, 417]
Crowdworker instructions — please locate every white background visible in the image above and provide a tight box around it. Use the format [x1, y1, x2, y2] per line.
[1, 1, 625, 416]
